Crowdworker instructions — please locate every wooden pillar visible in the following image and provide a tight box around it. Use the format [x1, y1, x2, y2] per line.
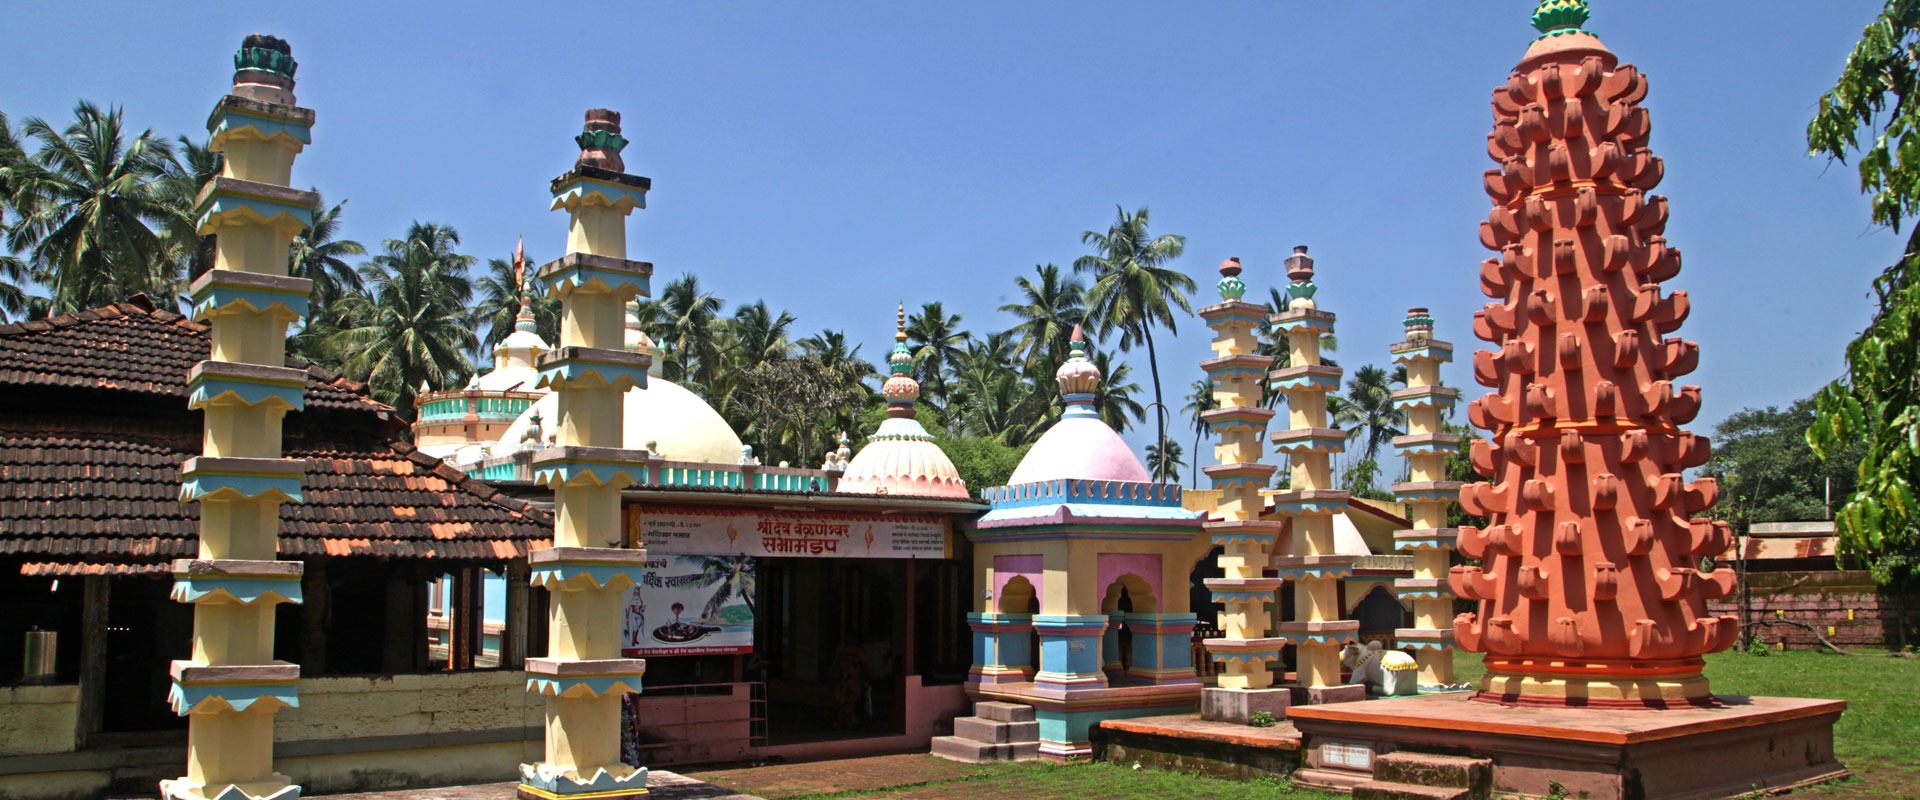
[504, 559, 530, 669]
[74, 576, 109, 749]
[300, 559, 328, 672]
[450, 568, 475, 670]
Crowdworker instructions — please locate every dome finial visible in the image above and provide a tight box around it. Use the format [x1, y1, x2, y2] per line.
[1531, 0, 1592, 38]
[883, 304, 921, 414]
[1056, 325, 1101, 414]
[896, 301, 908, 344]
[513, 236, 536, 332]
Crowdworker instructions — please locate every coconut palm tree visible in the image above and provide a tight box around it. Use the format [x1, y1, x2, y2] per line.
[999, 263, 1086, 375]
[730, 300, 796, 364]
[797, 329, 879, 442]
[1088, 346, 1145, 434]
[1074, 206, 1194, 458]
[1145, 440, 1184, 484]
[471, 244, 561, 358]
[290, 194, 366, 325]
[906, 301, 969, 407]
[693, 555, 757, 620]
[648, 274, 723, 386]
[332, 221, 476, 415]
[0, 110, 36, 320]
[5, 101, 181, 314]
[1181, 378, 1218, 489]
[1332, 364, 1407, 495]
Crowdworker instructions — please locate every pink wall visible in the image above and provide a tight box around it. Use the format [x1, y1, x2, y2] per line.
[1098, 552, 1162, 608]
[994, 554, 1044, 610]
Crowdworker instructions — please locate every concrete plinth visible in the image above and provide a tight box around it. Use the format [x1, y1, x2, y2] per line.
[1291, 683, 1367, 707]
[1201, 686, 1291, 723]
[1288, 692, 1847, 800]
[1093, 714, 1302, 782]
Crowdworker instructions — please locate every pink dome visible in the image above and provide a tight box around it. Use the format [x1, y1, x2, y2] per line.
[1006, 416, 1150, 485]
[840, 418, 969, 498]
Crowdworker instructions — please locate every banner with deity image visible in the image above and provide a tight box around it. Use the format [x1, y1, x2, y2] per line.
[621, 554, 755, 657]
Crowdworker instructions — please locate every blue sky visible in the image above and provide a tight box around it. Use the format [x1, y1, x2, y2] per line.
[2, 2, 1896, 472]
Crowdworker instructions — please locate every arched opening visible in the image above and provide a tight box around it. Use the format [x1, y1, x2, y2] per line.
[996, 576, 1039, 679]
[1349, 584, 1410, 650]
[1100, 574, 1157, 679]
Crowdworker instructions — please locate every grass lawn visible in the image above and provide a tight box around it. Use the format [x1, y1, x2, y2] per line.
[697, 649, 1916, 800]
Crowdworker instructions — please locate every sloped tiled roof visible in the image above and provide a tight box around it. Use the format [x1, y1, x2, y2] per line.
[0, 297, 386, 412]
[0, 297, 552, 566]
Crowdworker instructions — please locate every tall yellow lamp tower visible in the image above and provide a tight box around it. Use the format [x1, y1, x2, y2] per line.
[520, 109, 656, 800]
[1388, 308, 1464, 690]
[165, 34, 316, 800]
[1197, 257, 1288, 721]
[1268, 247, 1365, 705]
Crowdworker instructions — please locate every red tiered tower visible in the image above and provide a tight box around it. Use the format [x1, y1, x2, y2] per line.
[1449, 0, 1737, 709]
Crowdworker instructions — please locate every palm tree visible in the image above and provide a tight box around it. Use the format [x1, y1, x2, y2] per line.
[647, 274, 723, 386]
[798, 329, 879, 442]
[906, 301, 969, 407]
[290, 194, 366, 325]
[0, 110, 36, 320]
[1088, 346, 1145, 433]
[730, 300, 796, 364]
[1259, 285, 1340, 408]
[332, 221, 476, 415]
[1074, 206, 1194, 459]
[5, 101, 181, 314]
[947, 331, 1046, 444]
[1332, 364, 1407, 494]
[1145, 440, 1184, 484]
[471, 244, 561, 358]
[1181, 378, 1218, 489]
[999, 263, 1086, 375]
[694, 555, 756, 620]
[152, 136, 224, 297]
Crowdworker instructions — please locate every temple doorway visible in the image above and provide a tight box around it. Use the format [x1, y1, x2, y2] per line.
[755, 557, 907, 743]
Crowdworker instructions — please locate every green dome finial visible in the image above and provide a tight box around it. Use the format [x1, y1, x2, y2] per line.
[1531, 0, 1591, 38]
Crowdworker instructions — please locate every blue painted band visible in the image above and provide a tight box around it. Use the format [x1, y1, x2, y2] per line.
[530, 562, 640, 590]
[526, 675, 643, 698]
[171, 575, 304, 605]
[195, 191, 316, 232]
[187, 374, 307, 411]
[211, 110, 313, 144]
[180, 472, 303, 503]
[169, 680, 298, 716]
[190, 283, 310, 322]
[550, 179, 650, 211]
[538, 262, 651, 299]
[536, 360, 651, 391]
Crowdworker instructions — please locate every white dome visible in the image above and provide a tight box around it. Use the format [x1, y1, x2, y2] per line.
[492, 376, 744, 464]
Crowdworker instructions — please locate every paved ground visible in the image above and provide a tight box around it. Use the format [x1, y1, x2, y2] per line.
[318, 772, 764, 800]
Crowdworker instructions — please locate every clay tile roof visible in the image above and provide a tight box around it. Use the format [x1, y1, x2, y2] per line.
[0, 299, 386, 412]
[0, 299, 553, 568]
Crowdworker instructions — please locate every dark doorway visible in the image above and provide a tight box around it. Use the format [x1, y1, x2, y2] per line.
[101, 576, 190, 733]
[756, 558, 905, 743]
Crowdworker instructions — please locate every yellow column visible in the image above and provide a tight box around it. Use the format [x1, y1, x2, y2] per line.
[1388, 308, 1463, 690]
[1267, 247, 1362, 703]
[521, 109, 655, 800]
[164, 35, 314, 800]
[1196, 258, 1288, 722]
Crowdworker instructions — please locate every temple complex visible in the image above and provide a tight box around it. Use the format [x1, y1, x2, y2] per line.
[412, 240, 546, 465]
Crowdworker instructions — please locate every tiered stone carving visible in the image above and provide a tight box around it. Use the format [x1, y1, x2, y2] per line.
[1197, 258, 1286, 715]
[522, 109, 655, 800]
[165, 34, 315, 800]
[1267, 247, 1362, 703]
[1388, 308, 1464, 691]
[1451, 0, 1736, 708]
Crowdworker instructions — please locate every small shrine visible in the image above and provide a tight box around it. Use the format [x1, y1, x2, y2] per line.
[952, 327, 1209, 760]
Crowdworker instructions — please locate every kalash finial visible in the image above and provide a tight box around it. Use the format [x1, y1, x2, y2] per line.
[512, 236, 536, 332]
[1283, 245, 1318, 310]
[882, 303, 921, 414]
[1218, 257, 1247, 301]
[232, 34, 297, 105]
[575, 109, 628, 172]
[1403, 307, 1435, 344]
[1055, 324, 1103, 415]
[1531, 0, 1592, 38]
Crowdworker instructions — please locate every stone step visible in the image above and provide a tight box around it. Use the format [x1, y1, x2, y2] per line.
[931, 734, 1040, 763]
[1291, 767, 1375, 793]
[974, 700, 1035, 723]
[1353, 781, 1472, 800]
[954, 716, 1039, 744]
[1373, 751, 1492, 791]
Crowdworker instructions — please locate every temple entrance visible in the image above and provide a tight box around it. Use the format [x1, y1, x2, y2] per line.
[101, 576, 190, 734]
[1100, 573, 1157, 677]
[755, 557, 907, 743]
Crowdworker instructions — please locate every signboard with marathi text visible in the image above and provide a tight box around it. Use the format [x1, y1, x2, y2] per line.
[628, 504, 952, 559]
[622, 554, 755, 657]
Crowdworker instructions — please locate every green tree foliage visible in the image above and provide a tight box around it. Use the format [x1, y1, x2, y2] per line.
[1707, 398, 1861, 524]
[1807, 0, 1920, 589]
[906, 301, 969, 407]
[1182, 378, 1218, 490]
[1145, 440, 1184, 484]
[939, 430, 1031, 492]
[333, 221, 476, 415]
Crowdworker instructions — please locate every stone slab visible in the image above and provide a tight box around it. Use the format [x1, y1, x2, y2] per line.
[1092, 713, 1302, 782]
[974, 700, 1035, 723]
[1292, 683, 1368, 706]
[1287, 692, 1847, 800]
[312, 774, 759, 800]
[954, 716, 1038, 744]
[1352, 781, 1471, 800]
[1200, 686, 1291, 723]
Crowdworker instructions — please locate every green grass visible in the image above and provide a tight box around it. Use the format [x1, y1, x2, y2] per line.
[775, 761, 1334, 800]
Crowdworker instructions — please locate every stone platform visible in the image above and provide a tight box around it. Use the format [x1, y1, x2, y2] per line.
[1091, 713, 1303, 780]
[1286, 693, 1848, 800]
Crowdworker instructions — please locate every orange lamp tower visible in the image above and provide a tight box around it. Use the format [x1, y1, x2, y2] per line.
[165, 35, 315, 800]
[521, 110, 655, 800]
[1451, 0, 1737, 708]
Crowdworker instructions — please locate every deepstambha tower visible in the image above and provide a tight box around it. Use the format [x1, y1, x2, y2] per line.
[1196, 257, 1288, 721]
[521, 109, 655, 800]
[1268, 247, 1364, 705]
[164, 34, 316, 800]
[1387, 308, 1463, 691]
[1450, 0, 1737, 707]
